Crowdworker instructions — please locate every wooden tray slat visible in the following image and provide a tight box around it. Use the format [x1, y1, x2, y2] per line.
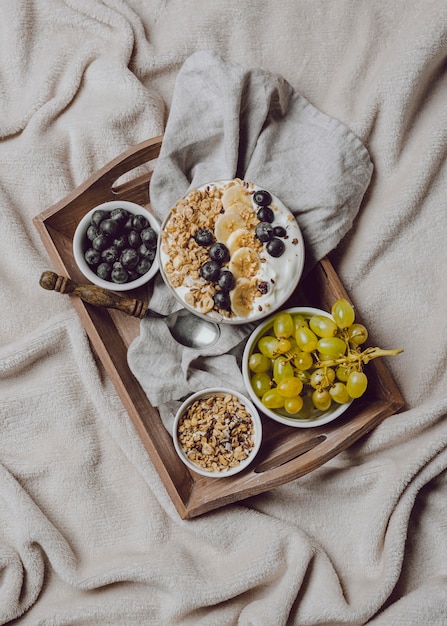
[33, 137, 405, 519]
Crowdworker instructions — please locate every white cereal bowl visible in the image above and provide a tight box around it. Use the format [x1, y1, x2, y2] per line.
[242, 307, 353, 428]
[158, 179, 305, 324]
[73, 200, 160, 291]
[173, 387, 263, 478]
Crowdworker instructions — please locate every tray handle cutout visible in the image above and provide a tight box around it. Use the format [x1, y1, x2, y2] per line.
[102, 135, 164, 204]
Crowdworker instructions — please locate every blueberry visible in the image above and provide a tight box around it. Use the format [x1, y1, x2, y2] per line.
[120, 248, 139, 269]
[110, 207, 129, 225]
[200, 260, 221, 282]
[123, 215, 134, 231]
[213, 291, 231, 310]
[218, 270, 235, 291]
[194, 229, 214, 246]
[132, 214, 149, 231]
[86, 224, 100, 241]
[92, 234, 109, 252]
[141, 227, 158, 249]
[127, 269, 139, 282]
[101, 245, 119, 263]
[96, 262, 112, 280]
[91, 209, 108, 227]
[136, 258, 152, 275]
[273, 225, 287, 238]
[84, 248, 101, 266]
[114, 235, 127, 251]
[128, 230, 142, 248]
[111, 266, 128, 284]
[256, 206, 274, 223]
[253, 190, 272, 207]
[209, 242, 230, 264]
[100, 218, 119, 237]
[255, 222, 274, 242]
[266, 237, 285, 257]
[139, 244, 156, 261]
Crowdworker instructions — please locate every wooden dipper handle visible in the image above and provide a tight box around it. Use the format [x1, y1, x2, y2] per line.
[39, 271, 148, 318]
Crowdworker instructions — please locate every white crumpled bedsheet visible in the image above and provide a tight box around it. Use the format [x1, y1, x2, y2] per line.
[1, 2, 446, 624]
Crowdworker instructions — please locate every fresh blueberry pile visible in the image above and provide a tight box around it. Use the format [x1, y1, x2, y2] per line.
[82, 207, 158, 284]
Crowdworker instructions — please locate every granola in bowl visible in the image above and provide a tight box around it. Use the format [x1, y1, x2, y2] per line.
[173, 388, 262, 477]
[158, 179, 305, 324]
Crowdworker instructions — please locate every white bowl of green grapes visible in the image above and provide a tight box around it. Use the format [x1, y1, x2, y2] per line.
[242, 300, 403, 428]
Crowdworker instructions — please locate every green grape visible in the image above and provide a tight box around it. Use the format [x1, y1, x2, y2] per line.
[262, 389, 285, 409]
[248, 352, 271, 373]
[287, 337, 300, 356]
[295, 326, 318, 353]
[336, 365, 350, 382]
[312, 388, 332, 411]
[309, 315, 338, 338]
[318, 353, 335, 362]
[273, 312, 294, 338]
[284, 395, 304, 415]
[296, 369, 311, 385]
[331, 298, 355, 329]
[317, 337, 347, 358]
[347, 323, 368, 346]
[292, 314, 308, 331]
[273, 356, 294, 382]
[292, 351, 313, 371]
[258, 335, 280, 359]
[277, 376, 303, 398]
[276, 338, 292, 354]
[251, 372, 272, 397]
[346, 371, 368, 398]
[310, 367, 336, 389]
[329, 381, 350, 404]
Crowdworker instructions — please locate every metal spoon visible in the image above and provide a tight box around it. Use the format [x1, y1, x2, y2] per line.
[39, 271, 221, 350]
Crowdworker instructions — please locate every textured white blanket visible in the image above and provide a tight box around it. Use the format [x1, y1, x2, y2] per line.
[1, 2, 446, 625]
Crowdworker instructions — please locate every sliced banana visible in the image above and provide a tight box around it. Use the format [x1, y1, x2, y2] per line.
[225, 201, 251, 217]
[229, 247, 261, 279]
[230, 278, 259, 317]
[222, 185, 252, 211]
[214, 212, 246, 244]
[226, 228, 258, 256]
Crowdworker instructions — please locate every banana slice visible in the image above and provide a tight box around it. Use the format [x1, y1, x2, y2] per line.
[226, 228, 258, 256]
[222, 185, 252, 211]
[224, 201, 251, 217]
[214, 212, 246, 244]
[229, 247, 261, 279]
[230, 278, 259, 317]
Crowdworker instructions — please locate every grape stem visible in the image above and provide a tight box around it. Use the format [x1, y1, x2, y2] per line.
[315, 347, 404, 370]
[359, 347, 403, 363]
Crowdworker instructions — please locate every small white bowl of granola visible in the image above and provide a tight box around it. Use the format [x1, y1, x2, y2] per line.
[173, 388, 262, 478]
[158, 179, 305, 324]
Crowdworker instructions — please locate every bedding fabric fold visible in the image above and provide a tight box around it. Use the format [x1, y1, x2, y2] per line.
[1, 1, 446, 624]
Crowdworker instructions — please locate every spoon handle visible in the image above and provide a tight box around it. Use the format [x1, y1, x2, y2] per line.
[39, 271, 148, 318]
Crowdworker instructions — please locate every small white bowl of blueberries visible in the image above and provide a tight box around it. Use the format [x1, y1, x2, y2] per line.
[73, 200, 160, 291]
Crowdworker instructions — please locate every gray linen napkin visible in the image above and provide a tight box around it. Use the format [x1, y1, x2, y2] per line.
[127, 50, 373, 430]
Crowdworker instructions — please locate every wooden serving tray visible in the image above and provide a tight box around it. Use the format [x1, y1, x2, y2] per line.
[33, 136, 405, 519]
